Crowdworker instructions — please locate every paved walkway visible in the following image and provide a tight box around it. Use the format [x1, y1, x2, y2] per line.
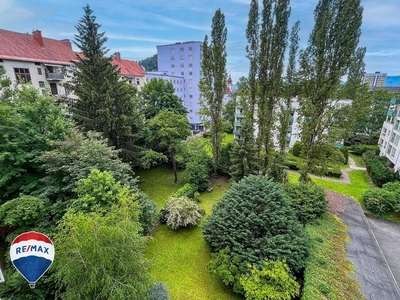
[287, 156, 366, 184]
[339, 197, 400, 300]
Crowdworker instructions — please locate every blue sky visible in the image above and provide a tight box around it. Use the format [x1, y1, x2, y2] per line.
[1, 0, 399, 82]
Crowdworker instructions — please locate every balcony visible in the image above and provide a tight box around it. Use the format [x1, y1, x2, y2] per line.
[233, 130, 241, 136]
[234, 112, 244, 118]
[46, 71, 64, 80]
[288, 116, 294, 122]
[286, 135, 291, 141]
[387, 110, 396, 117]
[233, 121, 241, 127]
[390, 98, 400, 105]
[287, 126, 292, 132]
[236, 104, 243, 109]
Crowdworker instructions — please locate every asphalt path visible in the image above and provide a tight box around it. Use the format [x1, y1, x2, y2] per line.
[338, 197, 400, 300]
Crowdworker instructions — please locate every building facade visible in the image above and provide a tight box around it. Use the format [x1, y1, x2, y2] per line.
[146, 71, 186, 101]
[362, 71, 387, 88]
[112, 52, 146, 90]
[379, 98, 400, 170]
[0, 29, 77, 97]
[156, 41, 203, 130]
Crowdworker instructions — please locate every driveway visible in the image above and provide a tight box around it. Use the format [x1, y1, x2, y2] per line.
[338, 197, 400, 300]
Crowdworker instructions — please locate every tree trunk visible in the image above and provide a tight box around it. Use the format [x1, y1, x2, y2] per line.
[172, 155, 178, 183]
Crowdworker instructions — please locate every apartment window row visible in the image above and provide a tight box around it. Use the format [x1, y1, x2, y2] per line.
[171, 55, 194, 62]
[171, 46, 194, 53]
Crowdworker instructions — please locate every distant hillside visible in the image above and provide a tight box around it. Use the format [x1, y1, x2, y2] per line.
[138, 54, 157, 72]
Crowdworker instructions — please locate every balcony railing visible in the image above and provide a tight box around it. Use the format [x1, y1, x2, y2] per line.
[233, 121, 241, 127]
[233, 130, 241, 136]
[387, 110, 395, 117]
[390, 98, 400, 105]
[234, 112, 244, 118]
[288, 116, 294, 122]
[46, 72, 64, 80]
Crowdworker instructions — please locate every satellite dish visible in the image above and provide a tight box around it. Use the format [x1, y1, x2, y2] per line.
[10, 232, 55, 288]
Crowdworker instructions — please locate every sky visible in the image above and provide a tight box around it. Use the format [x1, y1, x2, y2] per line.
[1, 0, 399, 82]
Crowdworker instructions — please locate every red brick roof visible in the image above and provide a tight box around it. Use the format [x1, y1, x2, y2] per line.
[0, 29, 77, 65]
[112, 57, 145, 77]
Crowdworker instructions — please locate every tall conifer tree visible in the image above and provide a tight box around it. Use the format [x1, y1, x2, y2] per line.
[199, 9, 227, 173]
[69, 5, 143, 162]
[297, 0, 363, 182]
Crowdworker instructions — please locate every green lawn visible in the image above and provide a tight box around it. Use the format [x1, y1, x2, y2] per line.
[138, 166, 242, 300]
[135, 165, 185, 209]
[288, 170, 371, 202]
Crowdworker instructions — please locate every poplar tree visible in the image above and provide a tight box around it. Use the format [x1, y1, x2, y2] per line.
[272, 21, 300, 182]
[256, 0, 291, 173]
[70, 5, 143, 162]
[199, 9, 227, 174]
[297, 0, 363, 182]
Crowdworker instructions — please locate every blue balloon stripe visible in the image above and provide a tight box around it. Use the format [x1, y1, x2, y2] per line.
[12, 256, 52, 283]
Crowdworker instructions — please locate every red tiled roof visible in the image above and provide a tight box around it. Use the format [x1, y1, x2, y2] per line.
[0, 29, 77, 65]
[112, 58, 145, 77]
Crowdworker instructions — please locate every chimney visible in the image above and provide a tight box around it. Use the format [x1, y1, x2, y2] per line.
[61, 39, 72, 49]
[115, 52, 121, 61]
[33, 30, 44, 47]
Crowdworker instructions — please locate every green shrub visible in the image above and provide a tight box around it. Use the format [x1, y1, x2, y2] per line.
[382, 181, 400, 212]
[164, 196, 202, 229]
[284, 183, 328, 225]
[286, 159, 300, 171]
[149, 282, 170, 300]
[362, 150, 377, 163]
[340, 147, 349, 164]
[325, 166, 342, 178]
[292, 141, 302, 157]
[350, 144, 379, 156]
[172, 183, 197, 199]
[366, 157, 400, 187]
[217, 142, 233, 175]
[362, 189, 395, 214]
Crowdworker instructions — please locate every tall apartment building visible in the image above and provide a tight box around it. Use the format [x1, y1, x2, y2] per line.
[378, 98, 400, 170]
[362, 71, 387, 88]
[156, 41, 203, 130]
[0, 29, 77, 96]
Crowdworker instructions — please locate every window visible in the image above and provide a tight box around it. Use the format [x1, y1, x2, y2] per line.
[189, 79, 193, 84]
[189, 102, 193, 106]
[180, 55, 184, 60]
[171, 48, 175, 53]
[189, 46, 192, 51]
[189, 87, 193, 91]
[188, 55, 193, 60]
[190, 109, 193, 112]
[34, 62, 41, 66]
[0, 59, 3, 62]
[171, 64, 175, 68]
[181, 72, 184, 76]
[171, 72, 175, 75]
[180, 47, 184, 51]
[37, 68, 42, 75]
[174, 80, 176, 84]
[171, 56, 175, 60]
[189, 71, 192, 75]
[39, 81, 45, 88]
[14, 68, 31, 83]
[180, 63, 184, 68]
[71, 64, 77, 72]
[189, 94, 193, 98]
[49, 82, 58, 95]
[189, 63, 193, 68]
[136, 78, 140, 85]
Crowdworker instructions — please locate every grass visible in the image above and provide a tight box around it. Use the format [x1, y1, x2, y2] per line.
[135, 164, 184, 209]
[349, 153, 365, 167]
[287, 170, 371, 202]
[302, 214, 364, 300]
[139, 166, 242, 300]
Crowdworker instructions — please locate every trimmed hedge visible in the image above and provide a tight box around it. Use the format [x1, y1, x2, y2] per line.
[172, 183, 197, 199]
[350, 144, 379, 156]
[366, 157, 400, 187]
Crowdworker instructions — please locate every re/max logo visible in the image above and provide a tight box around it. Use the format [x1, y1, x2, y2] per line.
[15, 245, 50, 254]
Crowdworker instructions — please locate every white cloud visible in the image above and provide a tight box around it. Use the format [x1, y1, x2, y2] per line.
[107, 33, 176, 44]
[155, 15, 209, 31]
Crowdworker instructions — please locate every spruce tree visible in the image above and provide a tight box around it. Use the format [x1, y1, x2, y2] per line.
[69, 5, 143, 162]
[202, 175, 309, 274]
[199, 9, 227, 174]
[297, 0, 363, 182]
